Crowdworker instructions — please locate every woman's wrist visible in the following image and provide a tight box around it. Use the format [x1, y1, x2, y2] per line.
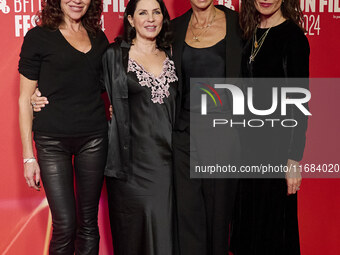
[23, 157, 36, 164]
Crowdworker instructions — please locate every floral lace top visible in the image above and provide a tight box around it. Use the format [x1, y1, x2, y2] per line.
[127, 57, 178, 104]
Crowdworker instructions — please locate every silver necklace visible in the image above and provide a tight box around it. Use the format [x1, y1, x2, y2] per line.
[190, 9, 217, 42]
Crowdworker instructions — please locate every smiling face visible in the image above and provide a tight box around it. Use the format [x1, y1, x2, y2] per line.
[254, 0, 283, 18]
[128, 0, 163, 42]
[60, 0, 91, 23]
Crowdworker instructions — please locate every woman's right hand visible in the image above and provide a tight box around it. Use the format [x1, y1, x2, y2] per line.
[31, 88, 49, 112]
[286, 159, 302, 195]
[19, 74, 41, 191]
[24, 160, 41, 191]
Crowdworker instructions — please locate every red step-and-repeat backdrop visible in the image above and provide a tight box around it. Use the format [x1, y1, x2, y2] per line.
[0, 0, 339, 254]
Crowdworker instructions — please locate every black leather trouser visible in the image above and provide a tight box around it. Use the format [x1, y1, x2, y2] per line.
[34, 133, 108, 255]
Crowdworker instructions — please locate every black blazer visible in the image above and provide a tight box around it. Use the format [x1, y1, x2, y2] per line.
[171, 5, 243, 130]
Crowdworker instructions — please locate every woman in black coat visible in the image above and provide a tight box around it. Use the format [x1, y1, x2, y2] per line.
[171, 1, 243, 254]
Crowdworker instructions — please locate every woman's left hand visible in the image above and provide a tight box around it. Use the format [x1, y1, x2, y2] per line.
[31, 88, 49, 112]
[286, 159, 302, 195]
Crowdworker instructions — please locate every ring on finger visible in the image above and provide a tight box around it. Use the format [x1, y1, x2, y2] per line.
[32, 102, 36, 106]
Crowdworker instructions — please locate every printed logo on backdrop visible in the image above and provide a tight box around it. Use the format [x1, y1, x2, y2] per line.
[10, 0, 127, 37]
[103, 0, 126, 13]
[300, 0, 340, 35]
[0, 0, 10, 14]
[217, 0, 236, 10]
[8, 0, 340, 37]
[221, 0, 340, 36]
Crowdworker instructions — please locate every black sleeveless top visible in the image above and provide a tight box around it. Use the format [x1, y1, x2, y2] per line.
[181, 37, 229, 113]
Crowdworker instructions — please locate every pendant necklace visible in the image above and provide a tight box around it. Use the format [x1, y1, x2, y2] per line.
[190, 9, 217, 42]
[249, 26, 271, 64]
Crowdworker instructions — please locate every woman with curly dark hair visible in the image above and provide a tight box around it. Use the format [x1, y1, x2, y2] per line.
[102, 0, 176, 254]
[231, 0, 309, 254]
[18, 0, 108, 254]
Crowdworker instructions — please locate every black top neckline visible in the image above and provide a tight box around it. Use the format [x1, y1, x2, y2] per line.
[184, 8, 228, 50]
[257, 20, 289, 31]
[57, 28, 93, 55]
[184, 36, 227, 50]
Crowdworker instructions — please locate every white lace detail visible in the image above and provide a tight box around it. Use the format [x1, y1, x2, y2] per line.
[128, 57, 178, 104]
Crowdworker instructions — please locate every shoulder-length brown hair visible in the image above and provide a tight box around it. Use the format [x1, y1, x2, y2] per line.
[36, 0, 102, 35]
[240, 0, 304, 39]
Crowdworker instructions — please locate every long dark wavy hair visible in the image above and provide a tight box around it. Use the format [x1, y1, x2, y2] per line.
[240, 0, 304, 39]
[36, 0, 102, 35]
[123, 0, 173, 49]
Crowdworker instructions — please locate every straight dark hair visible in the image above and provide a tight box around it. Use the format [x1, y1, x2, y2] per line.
[123, 0, 173, 49]
[240, 0, 304, 39]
